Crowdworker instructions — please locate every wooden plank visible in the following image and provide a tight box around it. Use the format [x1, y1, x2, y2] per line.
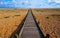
[19, 9, 40, 38]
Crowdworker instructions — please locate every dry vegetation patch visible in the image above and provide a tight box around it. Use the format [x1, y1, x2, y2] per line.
[32, 9, 60, 38]
[0, 9, 28, 38]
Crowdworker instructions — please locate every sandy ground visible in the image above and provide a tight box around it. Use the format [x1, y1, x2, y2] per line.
[0, 9, 28, 38]
[32, 9, 60, 38]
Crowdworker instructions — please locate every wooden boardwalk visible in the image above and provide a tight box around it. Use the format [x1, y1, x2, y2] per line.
[19, 10, 40, 38]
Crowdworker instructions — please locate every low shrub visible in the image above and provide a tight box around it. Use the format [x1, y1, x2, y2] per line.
[50, 14, 60, 16]
[15, 34, 19, 38]
[15, 15, 20, 16]
[4, 16, 10, 18]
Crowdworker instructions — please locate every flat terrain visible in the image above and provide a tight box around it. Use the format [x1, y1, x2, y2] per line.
[0, 9, 60, 38]
[32, 9, 60, 38]
[0, 9, 28, 38]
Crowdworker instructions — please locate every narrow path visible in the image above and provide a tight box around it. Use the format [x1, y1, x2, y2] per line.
[19, 9, 42, 38]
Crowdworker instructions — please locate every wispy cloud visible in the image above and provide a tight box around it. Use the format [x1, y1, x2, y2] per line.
[55, 0, 60, 3]
[0, 2, 3, 5]
[0, 0, 60, 8]
[48, 0, 60, 3]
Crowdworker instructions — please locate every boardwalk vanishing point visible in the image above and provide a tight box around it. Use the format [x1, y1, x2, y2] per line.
[19, 9, 44, 38]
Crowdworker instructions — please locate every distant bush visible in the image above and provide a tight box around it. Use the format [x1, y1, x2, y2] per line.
[36, 10, 44, 12]
[50, 14, 60, 16]
[58, 20, 60, 21]
[4, 16, 10, 18]
[50, 14, 55, 16]
[46, 17, 49, 19]
[15, 15, 20, 16]
[56, 15, 60, 16]
[15, 34, 19, 38]
[45, 34, 50, 38]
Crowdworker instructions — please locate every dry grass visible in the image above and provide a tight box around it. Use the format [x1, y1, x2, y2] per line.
[32, 9, 60, 38]
[0, 9, 28, 38]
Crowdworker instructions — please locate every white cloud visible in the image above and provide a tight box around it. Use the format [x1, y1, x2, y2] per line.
[54, 0, 60, 3]
[48, 0, 60, 3]
[48, 0, 52, 2]
[25, 0, 29, 3]
[0, 2, 4, 5]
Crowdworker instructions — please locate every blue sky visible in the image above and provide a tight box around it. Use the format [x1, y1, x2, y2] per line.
[0, 0, 60, 8]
